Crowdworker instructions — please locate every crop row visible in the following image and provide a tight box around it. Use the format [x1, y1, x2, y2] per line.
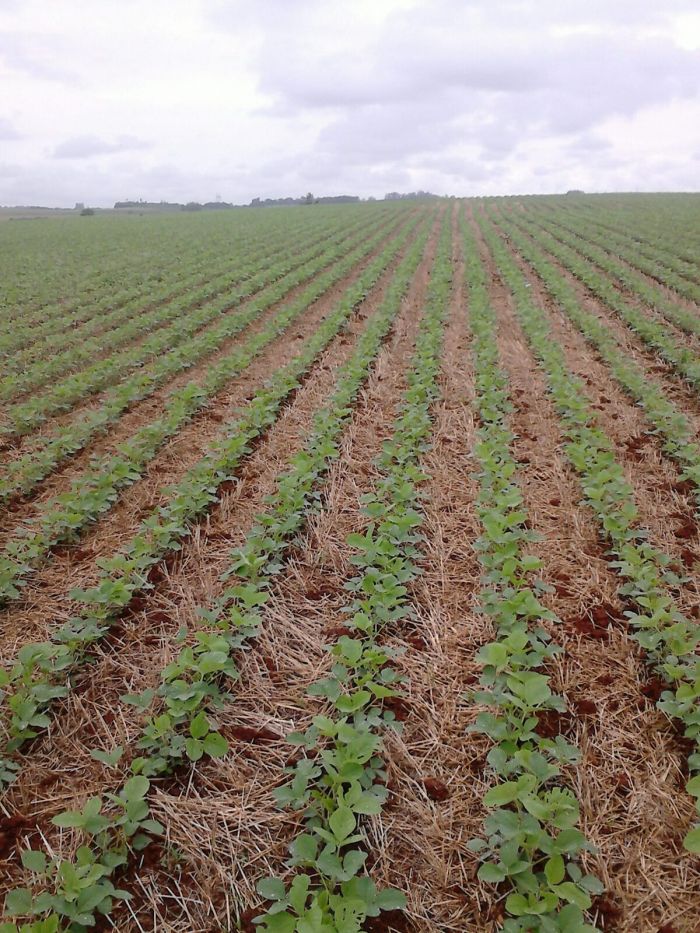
[0, 211, 233, 325]
[559, 205, 700, 288]
[2, 212, 393, 435]
[0, 219, 255, 353]
[0, 211, 415, 606]
[0, 213, 405, 504]
[0, 207, 437, 933]
[255, 213, 452, 930]
[1, 208, 358, 396]
[493, 215, 700, 514]
[462, 215, 601, 932]
[536, 203, 700, 299]
[500, 210, 700, 390]
[0, 209, 427, 794]
[515, 207, 700, 341]
[0, 209, 368, 351]
[479, 215, 700, 857]
[555, 196, 700, 262]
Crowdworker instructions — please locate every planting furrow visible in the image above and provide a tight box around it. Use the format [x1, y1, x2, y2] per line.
[0, 212, 439, 933]
[461, 213, 602, 931]
[0, 211, 405, 505]
[0, 210, 429, 798]
[475, 214, 700, 865]
[0, 213, 416, 608]
[490, 213, 700, 520]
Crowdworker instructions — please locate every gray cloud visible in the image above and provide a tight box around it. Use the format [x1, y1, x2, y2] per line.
[53, 135, 151, 159]
[2, 0, 700, 205]
[0, 117, 20, 140]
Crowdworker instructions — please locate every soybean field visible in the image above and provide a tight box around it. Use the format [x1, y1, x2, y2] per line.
[1, 194, 700, 932]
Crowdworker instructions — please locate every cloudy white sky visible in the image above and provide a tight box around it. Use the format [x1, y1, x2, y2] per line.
[2, 0, 700, 207]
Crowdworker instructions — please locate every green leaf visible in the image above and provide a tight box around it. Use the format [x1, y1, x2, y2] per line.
[90, 746, 124, 768]
[4, 887, 33, 915]
[683, 826, 700, 853]
[329, 806, 356, 841]
[544, 854, 565, 885]
[477, 863, 506, 884]
[256, 876, 287, 901]
[291, 834, 318, 862]
[505, 893, 531, 917]
[189, 710, 209, 739]
[552, 882, 591, 910]
[483, 781, 519, 807]
[375, 888, 407, 910]
[20, 849, 48, 873]
[123, 775, 150, 799]
[203, 731, 228, 758]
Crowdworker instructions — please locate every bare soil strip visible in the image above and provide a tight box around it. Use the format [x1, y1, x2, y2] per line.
[473, 209, 700, 932]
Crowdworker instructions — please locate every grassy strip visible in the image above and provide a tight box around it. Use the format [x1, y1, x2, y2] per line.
[492, 213, 700, 514]
[0, 213, 415, 605]
[253, 212, 452, 932]
[462, 215, 601, 932]
[0, 209, 429, 793]
[476, 214, 700, 857]
[0, 215, 435, 933]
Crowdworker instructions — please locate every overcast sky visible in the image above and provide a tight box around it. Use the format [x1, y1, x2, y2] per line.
[2, 0, 700, 207]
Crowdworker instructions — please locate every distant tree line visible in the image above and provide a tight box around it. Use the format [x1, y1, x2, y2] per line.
[384, 191, 439, 200]
[250, 194, 360, 207]
[113, 191, 438, 212]
[113, 200, 236, 211]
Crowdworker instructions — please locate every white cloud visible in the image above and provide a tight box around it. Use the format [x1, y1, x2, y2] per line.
[53, 135, 151, 159]
[0, 0, 698, 205]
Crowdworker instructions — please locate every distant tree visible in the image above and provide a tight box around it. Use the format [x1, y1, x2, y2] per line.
[80, 207, 95, 216]
[303, 192, 315, 204]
